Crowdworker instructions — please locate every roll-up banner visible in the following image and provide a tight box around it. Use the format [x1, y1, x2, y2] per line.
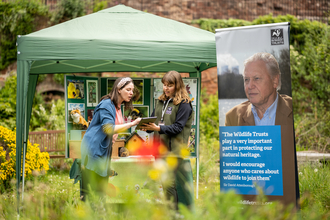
[215, 23, 299, 206]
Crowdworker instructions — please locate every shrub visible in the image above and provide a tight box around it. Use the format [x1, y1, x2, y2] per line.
[197, 92, 220, 182]
[199, 91, 219, 140]
[290, 27, 330, 111]
[0, 126, 50, 192]
[93, 0, 108, 13]
[0, 73, 17, 130]
[50, 0, 88, 24]
[0, 73, 65, 131]
[192, 18, 251, 32]
[294, 106, 330, 153]
[30, 99, 66, 131]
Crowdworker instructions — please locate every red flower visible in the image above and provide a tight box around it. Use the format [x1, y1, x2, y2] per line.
[132, 137, 168, 159]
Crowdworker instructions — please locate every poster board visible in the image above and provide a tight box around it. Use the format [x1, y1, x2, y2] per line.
[65, 75, 99, 158]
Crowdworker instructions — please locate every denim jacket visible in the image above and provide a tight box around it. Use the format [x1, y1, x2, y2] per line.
[81, 99, 116, 177]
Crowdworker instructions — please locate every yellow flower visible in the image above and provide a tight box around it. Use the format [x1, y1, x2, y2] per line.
[165, 154, 178, 170]
[148, 169, 161, 181]
[180, 148, 190, 158]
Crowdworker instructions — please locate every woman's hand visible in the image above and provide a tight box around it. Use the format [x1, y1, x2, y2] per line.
[139, 122, 160, 132]
[131, 117, 142, 127]
[114, 118, 142, 134]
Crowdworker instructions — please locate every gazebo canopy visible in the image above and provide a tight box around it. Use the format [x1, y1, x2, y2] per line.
[18, 5, 216, 74]
[16, 4, 217, 199]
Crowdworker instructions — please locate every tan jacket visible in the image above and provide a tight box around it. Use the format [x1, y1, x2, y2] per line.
[225, 94, 293, 126]
[224, 94, 298, 205]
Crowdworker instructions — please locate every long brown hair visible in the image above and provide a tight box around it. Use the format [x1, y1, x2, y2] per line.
[100, 77, 134, 110]
[158, 70, 191, 105]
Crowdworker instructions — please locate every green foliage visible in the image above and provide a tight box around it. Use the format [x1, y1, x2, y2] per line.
[192, 18, 251, 33]
[298, 164, 330, 218]
[197, 134, 219, 182]
[0, 73, 17, 129]
[291, 27, 330, 110]
[294, 106, 330, 152]
[0, 74, 37, 130]
[30, 99, 66, 131]
[197, 92, 220, 182]
[199, 90, 219, 140]
[0, 0, 48, 70]
[0, 73, 65, 131]
[93, 0, 108, 13]
[51, 0, 89, 24]
[290, 26, 330, 152]
[53, 73, 66, 86]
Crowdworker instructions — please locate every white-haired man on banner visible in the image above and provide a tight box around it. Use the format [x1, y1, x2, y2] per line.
[225, 52, 292, 127]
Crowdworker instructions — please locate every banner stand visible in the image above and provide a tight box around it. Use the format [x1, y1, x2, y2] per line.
[215, 22, 299, 206]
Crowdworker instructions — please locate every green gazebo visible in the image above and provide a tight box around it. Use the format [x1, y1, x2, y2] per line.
[16, 4, 217, 202]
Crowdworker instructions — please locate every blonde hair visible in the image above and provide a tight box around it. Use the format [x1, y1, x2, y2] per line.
[158, 71, 191, 105]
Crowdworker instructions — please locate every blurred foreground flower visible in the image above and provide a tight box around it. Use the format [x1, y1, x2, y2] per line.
[128, 137, 168, 158]
[180, 147, 190, 158]
[148, 159, 169, 182]
[106, 182, 118, 198]
[75, 204, 87, 218]
[166, 153, 178, 170]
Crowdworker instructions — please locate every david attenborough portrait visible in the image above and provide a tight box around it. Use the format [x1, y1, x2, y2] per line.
[225, 52, 293, 127]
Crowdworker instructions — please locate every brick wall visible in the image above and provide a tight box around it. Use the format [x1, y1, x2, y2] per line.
[107, 0, 329, 23]
[43, 0, 329, 23]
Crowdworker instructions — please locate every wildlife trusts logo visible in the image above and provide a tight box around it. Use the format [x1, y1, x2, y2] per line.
[271, 29, 284, 45]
